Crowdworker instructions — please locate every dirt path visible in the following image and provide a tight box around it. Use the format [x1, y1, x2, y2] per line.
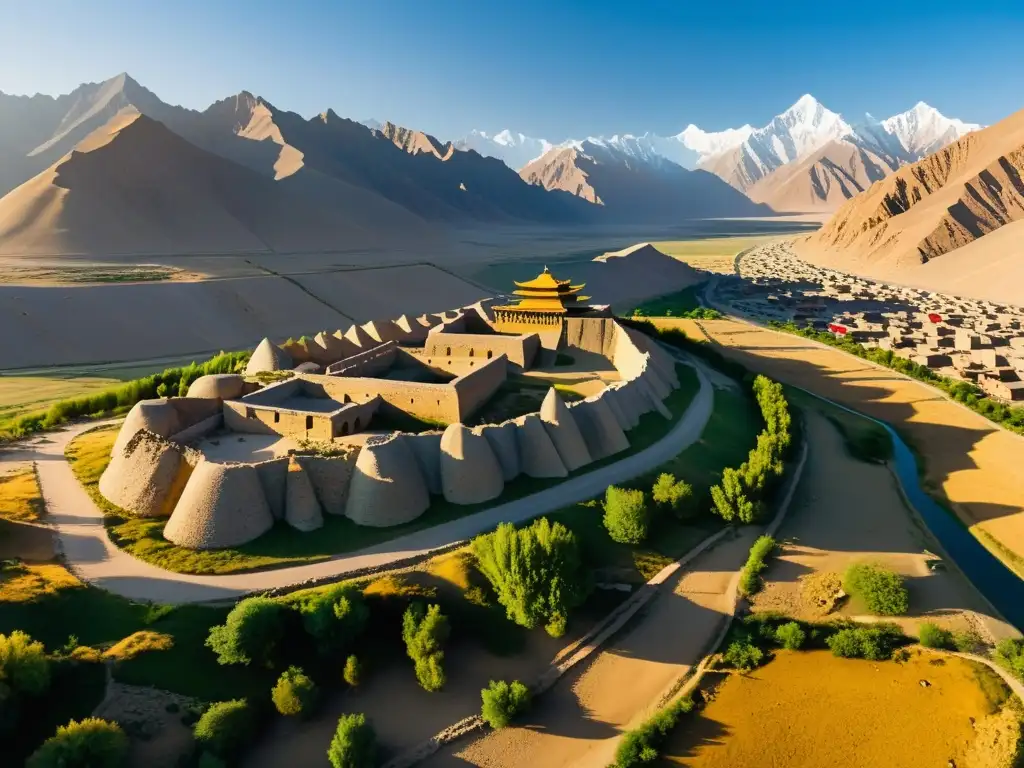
[421, 529, 758, 768]
[656, 315, 1024, 578]
[0, 360, 713, 604]
[753, 412, 1013, 641]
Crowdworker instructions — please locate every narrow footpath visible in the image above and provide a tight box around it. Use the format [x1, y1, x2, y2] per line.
[0, 359, 713, 604]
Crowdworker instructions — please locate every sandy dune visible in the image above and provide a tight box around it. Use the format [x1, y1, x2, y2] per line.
[658, 317, 1024, 577]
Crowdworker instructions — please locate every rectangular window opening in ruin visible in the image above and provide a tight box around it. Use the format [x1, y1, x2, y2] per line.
[274, 412, 280, 424]
[246, 407, 255, 419]
[305, 415, 313, 430]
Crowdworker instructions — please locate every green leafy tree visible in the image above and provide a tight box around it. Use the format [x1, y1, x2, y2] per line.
[206, 597, 285, 667]
[193, 699, 257, 760]
[299, 584, 369, 655]
[0, 630, 50, 696]
[774, 622, 806, 650]
[917, 623, 954, 650]
[722, 638, 764, 671]
[343, 655, 362, 687]
[602, 486, 650, 544]
[843, 563, 909, 616]
[472, 517, 588, 637]
[272, 667, 319, 717]
[27, 718, 128, 768]
[826, 627, 902, 661]
[327, 713, 375, 768]
[481, 680, 531, 729]
[402, 603, 450, 692]
[651, 473, 694, 517]
[710, 468, 755, 523]
[995, 638, 1024, 681]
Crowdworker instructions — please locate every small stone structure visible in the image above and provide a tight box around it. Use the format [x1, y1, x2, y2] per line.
[100, 267, 683, 551]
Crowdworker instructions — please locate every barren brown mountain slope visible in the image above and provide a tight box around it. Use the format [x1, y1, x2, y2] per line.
[520, 141, 771, 221]
[0, 109, 422, 256]
[748, 139, 901, 212]
[378, 121, 454, 159]
[804, 106, 1024, 278]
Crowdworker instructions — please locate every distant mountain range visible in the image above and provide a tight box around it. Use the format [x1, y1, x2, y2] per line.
[455, 95, 982, 212]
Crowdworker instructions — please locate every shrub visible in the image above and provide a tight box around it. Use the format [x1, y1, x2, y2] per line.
[0, 630, 50, 696]
[775, 621, 807, 650]
[472, 517, 588, 637]
[722, 637, 764, 671]
[737, 535, 776, 597]
[826, 626, 904, 661]
[27, 718, 128, 768]
[994, 638, 1024, 681]
[327, 713, 375, 768]
[402, 603, 449, 692]
[206, 597, 286, 667]
[343, 655, 362, 687]
[953, 629, 984, 654]
[843, 563, 909, 616]
[918, 623, 954, 650]
[651, 473, 694, 517]
[602, 486, 650, 544]
[299, 583, 369, 655]
[480, 680, 531, 729]
[272, 666, 318, 718]
[193, 699, 257, 759]
[613, 697, 694, 768]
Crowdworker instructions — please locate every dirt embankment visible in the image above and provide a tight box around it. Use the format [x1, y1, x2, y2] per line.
[656, 317, 1024, 579]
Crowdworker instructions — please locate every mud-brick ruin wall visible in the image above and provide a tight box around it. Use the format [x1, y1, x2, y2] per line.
[326, 341, 398, 377]
[314, 374, 464, 425]
[223, 400, 338, 440]
[452, 355, 508, 419]
[166, 398, 223, 444]
[423, 332, 540, 369]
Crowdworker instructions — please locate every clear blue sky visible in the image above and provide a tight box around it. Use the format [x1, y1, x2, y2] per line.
[1, 0, 1021, 141]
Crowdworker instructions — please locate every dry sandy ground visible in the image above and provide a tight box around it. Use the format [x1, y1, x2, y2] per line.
[662, 649, 1002, 768]
[245, 633, 569, 768]
[657, 317, 1024, 578]
[422, 530, 759, 768]
[752, 412, 1006, 639]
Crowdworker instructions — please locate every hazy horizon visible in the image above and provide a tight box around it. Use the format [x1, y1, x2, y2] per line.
[1, 0, 1022, 142]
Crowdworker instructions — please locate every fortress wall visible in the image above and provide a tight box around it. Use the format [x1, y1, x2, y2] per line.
[564, 317, 620, 359]
[285, 458, 324, 532]
[297, 451, 358, 515]
[539, 387, 592, 471]
[329, 399, 379, 437]
[254, 457, 288, 520]
[164, 461, 275, 550]
[567, 395, 630, 460]
[313, 331, 358, 364]
[342, 322, 380, 350]
[112, 399, 182, 457]
[169, 412, 223, 445]
[281, 337, 316, 365]
[512, 413, 567, 478]
[99, 430, 194, 518]
[635, 375, 672, 419]
[424, 332, 539, 369]
[186, 374, 246, 401]
[239, 378, 303, 406]
[440, 424, 504, 505]
[477, 422, 520, 482]
[344, 434, 430, 527]
[326, 340, 398, 377]
[246, 338, 293, 375]
[624, 327, 679, 388]
[601, 384, 632, 432]
[431, 313, 467, 335]
[315, 374, 462, 424]
[452, 355, 508, 420]
[405, 432, 444, 495]
[223, 400, 336, 440]
[641, 356, 672, 400]
[393, 315, 432, 344]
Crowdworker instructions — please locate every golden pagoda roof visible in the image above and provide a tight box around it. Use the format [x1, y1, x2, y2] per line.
[513, 266, 581, 292]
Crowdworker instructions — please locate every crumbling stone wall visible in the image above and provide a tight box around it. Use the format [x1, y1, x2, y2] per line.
[424, 332, 540, 369]
[326, 341, 399, 377]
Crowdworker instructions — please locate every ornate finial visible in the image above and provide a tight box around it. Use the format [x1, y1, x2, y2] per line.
[543, 265, 550, 274]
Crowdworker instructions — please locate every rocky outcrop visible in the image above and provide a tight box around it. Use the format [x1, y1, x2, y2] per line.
[344, 434, 429, 526]
[539, 388, 592, 472]
[164, 461, 274, 550]
[112, 399, 182, 457]
[569, 395, 630, 460]
[186, 374, 245, 400]
[513, 413, 567, 478]
[477, 422, 520, 482]
[440, 424, 504, 505]
[99, 430, 194, 518]
[245, 338, 293, 375]
[285, 457, 324, 532]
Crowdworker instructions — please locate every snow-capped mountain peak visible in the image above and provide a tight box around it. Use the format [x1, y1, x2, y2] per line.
[880, 102, 981, 156]
[455, 129, 552, 169]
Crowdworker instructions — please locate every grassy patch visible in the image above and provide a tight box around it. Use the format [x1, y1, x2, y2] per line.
[0, 465, 44, 523]
[632, 285, 722, 320]
[787, 388, 892, 463]
[88, 366, 702, 575]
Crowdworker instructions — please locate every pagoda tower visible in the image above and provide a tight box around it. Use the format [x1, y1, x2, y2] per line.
[492, 266, 592, 331]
